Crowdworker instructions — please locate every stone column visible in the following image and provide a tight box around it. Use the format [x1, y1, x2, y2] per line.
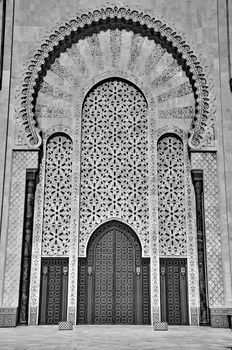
[191, 170, 210, 326]
[18, 171, 37, 325]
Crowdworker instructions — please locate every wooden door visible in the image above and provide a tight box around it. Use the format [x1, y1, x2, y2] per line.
[39, 258, 68, 325]
[160, 258, 189, 325]
[77, 221, 150, 324]
[93, 227, 135, 324]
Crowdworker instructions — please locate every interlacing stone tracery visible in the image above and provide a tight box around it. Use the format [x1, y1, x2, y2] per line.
[157, 135, 187, 255]
[79, 79, 149, 255]
[42, 134, 73, 256]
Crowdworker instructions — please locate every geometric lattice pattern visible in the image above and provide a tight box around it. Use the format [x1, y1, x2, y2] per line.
[42, 135, 73, 255]
[58, 321, 73, 330]
[79, 79, 149, 254]
[191, 152, 224, 306]
[3, 151, 39, 306]
[157, 136, 187, 255]
[153, 322, 168, 331]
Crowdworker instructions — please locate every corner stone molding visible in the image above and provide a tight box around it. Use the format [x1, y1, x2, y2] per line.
[16, 5, 215, 149]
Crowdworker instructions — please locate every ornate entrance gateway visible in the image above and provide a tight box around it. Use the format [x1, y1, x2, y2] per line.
[77, 221, 150, 324]
[1, 4, 227, 329]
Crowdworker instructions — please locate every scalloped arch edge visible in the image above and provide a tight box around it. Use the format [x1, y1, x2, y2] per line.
[15, 5, 216, 149]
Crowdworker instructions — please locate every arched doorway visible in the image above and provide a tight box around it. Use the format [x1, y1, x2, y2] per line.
[77, 220, 150, 324]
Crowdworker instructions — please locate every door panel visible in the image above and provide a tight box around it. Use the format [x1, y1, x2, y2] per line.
[93, 228, 135, 324]
[77, 221, 150, 325]
[114, 229, 134, 324]
[160, 258, 189, 325]
[94, 229, 114, 324]
[39, 258, 68, 325]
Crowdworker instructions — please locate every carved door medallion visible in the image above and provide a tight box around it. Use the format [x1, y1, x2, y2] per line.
[77, 220, 150, 324]
[160, 258, 189, 325]
[39, 258, 68, 325]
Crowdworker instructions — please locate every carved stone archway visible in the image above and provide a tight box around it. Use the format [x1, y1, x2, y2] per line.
[16, 6, 215, 150]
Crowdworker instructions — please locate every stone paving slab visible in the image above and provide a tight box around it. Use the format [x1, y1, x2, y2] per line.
[0, 325, 231, 350]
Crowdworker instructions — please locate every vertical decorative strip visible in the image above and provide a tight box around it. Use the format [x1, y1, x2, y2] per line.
[191, 153, 224, 306]
[191, 170, 210, 325]
[155, 127, 199, 326]
[0, 151, 38, 327]
[67, 98, 82, 324]
[18, 171, 37, 325]
[127, 33, 144, 72]
[184, 139, 199, 326]
[29, 150, 45, 325]
[110, 29, 122, 68]
[2, 152, 39, 308]
[148, 99, 159, 323]
[42, 134, 73, 256]
[157, 135, 187, 256]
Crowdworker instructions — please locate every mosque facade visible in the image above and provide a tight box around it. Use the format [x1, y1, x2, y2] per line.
[0, 0, 231, 328]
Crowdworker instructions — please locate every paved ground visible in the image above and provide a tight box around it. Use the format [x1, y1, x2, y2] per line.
[0, 325, 231, 350]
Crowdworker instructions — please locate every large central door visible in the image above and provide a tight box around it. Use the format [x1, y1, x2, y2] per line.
[94, 226, 134, 324]
[77, 221, 150, 324]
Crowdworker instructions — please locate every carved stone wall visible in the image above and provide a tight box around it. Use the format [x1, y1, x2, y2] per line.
[157, 135, 187, 256]
[24, 21, 204, 325]
[149, 126, 199, 325]
[28, 126, 77, 325]
[15, 6, 216, 151]
[2, 4, 226, 328]
[79, 78, 149, 255]
[0, 151, 39, 327]
[42, 134, 73, 256]
[32, 28, 196, 139]
[2, 151, 39, 307]
[191, 152, 224, 307]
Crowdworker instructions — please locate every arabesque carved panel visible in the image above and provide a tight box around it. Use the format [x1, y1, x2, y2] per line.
[157, 135, 187, 255]
[191, 152, 224, 306]
[79, 79, 149, 255]
[42, 135, 73, 255]
[3, 151, 39, 307]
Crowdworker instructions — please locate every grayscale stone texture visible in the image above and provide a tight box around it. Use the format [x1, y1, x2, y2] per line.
[0, 0, 231, 329]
